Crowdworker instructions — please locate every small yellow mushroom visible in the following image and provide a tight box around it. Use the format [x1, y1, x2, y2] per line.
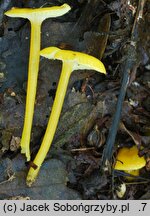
[114, 145, 146, 179]
[26, 47, 106, 186]
[5, 4, 71, 161]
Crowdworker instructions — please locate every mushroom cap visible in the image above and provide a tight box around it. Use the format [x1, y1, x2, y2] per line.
[5, 4, 71, 22]
[114, 145, 146, 171]
[40, 47, 106, 74]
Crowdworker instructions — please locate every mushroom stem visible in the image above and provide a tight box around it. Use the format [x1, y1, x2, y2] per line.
[27, 62, 72, 185]
[21, 21, 41, 161]
[5, 4, 71, 162]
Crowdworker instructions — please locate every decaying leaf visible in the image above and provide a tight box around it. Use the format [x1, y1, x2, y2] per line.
[120, 122, 142, 146]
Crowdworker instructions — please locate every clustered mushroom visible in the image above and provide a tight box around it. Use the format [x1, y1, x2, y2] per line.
[6, 3, 147, 187]
[5, 4, 71, 161]
[5, 4, 106, 185]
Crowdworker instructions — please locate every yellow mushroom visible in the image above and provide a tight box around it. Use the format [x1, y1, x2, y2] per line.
[5, 4, 71, 161]
[114, 145, 146, 179]
[26, 47, 106, 186]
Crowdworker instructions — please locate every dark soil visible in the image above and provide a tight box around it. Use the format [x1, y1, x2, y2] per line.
[0, 0, 150, 200]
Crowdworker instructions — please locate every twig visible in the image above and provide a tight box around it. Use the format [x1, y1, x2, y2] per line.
[0, 173, 15, 185]
[71, 147, 95, 152]
[102, 0, 147, 168]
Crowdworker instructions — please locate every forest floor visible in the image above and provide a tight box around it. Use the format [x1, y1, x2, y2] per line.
[0, 0, 150, 200]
